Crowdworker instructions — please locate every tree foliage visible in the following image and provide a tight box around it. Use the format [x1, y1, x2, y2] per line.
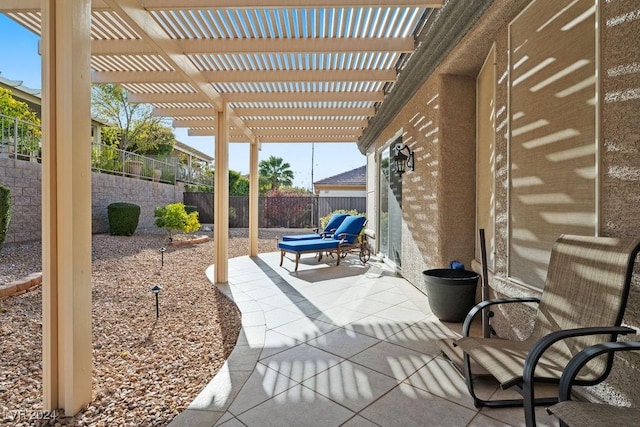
[0, 88, 40, 125]
[91, 84, 175, 155]
[154, 202, 200, 239]
[0, 87, 41, 154]
[229, 170, 250, 196]
[258, 156, 294, 190]
[0, 184, 11, 253]
[263, 187, 311, 227]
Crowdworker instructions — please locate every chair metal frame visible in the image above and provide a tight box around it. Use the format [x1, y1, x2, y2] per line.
[454, 235, 640, 427]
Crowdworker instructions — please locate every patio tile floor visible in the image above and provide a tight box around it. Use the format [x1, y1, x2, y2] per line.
[169, 252, 558, 426]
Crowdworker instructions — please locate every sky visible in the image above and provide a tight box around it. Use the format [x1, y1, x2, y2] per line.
[0, 14, 366, 189]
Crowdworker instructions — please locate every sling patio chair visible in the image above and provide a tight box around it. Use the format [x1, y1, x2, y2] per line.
[278, 215, 368, 272]
[451, 234, 640, 427]
[280, 213, 349, 241]
[547, 340, 640, 427]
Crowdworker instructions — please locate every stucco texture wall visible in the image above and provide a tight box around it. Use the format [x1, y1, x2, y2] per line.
[367, 0, 640, 407]
[0, 157, 184, 243]
[592, 0, 640, 407]
[367, 73, 476, 292]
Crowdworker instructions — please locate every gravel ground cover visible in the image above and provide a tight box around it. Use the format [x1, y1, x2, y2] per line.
[0, 228, 287, 426]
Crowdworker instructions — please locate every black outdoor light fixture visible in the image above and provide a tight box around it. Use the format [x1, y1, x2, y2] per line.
[393, 142, 414, 177]
[159, 247, 166, 267]
[151, 285, 162, 319]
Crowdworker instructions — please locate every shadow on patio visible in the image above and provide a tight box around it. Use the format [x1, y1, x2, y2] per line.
[169, 253, 557, 427]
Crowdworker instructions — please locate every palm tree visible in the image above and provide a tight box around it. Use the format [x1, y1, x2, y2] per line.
[259, 156, 295, 190]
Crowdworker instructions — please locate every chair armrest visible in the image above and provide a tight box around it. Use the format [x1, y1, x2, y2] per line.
[523, 326, 637, 386]
[336, 232, 359, 243]
[557, 341, 640, 401]
[462, 297, 541, 337]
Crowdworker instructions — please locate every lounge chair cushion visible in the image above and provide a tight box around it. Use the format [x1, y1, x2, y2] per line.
[332, 215, 366, 244]
[281, 233, 326, 241]
[278, 239, 343, 253]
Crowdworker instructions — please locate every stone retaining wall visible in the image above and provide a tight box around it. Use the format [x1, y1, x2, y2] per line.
[0, 157, 185, 243]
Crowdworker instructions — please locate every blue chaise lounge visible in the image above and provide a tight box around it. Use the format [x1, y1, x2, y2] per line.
[278, 215, 367, 271]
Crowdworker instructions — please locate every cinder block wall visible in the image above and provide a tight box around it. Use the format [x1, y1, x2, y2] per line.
[0, 157, 185, 243]
[0, 159, 42, 243]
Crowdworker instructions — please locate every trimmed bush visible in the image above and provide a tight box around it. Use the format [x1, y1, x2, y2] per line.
[184, 205, 198, 215]
[107, 202, 141, 236]
[0, 185, 11, 252]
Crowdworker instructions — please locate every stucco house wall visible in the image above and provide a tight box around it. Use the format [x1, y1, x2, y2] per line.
[365, 0, 640, 406]
[316, 188, 366, 198]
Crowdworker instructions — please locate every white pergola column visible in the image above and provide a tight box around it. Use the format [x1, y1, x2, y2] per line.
[249, 141, 260, 256]
[214, 104, 229, 283]
[41, 0, 93, 416]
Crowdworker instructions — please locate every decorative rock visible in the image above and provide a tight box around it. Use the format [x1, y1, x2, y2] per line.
[0, 229, 282, 425]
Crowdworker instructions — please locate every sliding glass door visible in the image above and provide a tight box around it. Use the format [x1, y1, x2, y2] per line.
[379, 139, 403, 266]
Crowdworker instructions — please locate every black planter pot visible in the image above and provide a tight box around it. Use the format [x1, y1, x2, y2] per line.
[422, 268, 480, 322]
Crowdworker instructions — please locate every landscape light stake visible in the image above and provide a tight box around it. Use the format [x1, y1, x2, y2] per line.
[159, 247, 166, 267]
[151, 285, 162, 319]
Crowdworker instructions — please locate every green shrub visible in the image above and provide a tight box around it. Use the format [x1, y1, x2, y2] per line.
[154, 202, 200, 239]
[161, 169, 175, 183]
[320, 209, 363, 229]
[184, 205, 198, 215]
[0, 185, 11, 252]
[107, 202, 140, 236]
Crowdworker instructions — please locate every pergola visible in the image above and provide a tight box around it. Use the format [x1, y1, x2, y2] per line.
[1, 0, 442, 416]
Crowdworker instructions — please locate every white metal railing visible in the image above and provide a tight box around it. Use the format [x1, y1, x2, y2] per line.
[0, 112, 41, 161]
[91, 142, 177, 183]
[0, 113, 213, 187]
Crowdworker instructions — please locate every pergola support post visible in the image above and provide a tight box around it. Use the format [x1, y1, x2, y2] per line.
[214, 104, 229, 283]
[41, 0, 93, 416]
[249, 141, 260, 256]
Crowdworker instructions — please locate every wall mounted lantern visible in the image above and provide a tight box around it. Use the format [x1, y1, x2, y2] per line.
[393, 143, 414, 177]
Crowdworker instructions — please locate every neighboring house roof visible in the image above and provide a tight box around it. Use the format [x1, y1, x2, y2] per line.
[0, 72, 43, 117]
[173, 140, 213, 162]
[0, 72, 41, 97]
[1, 71, 109, 127]
[314, 165, 366, 187]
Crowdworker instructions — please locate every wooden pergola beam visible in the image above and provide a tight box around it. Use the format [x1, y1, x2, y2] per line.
[0, 0, 442, 11]
[155, 106, 375, 117]
[130, 90, 385, 104]
[93, 37, 414, 55]
[93, 69, 396, 84]
[172, 118, 369, 128]
[189, 128, 360, 142]
[148, 0, 443, 8]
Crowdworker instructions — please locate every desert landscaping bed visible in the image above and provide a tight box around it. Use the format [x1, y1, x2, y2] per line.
[0, 228, 283, 426]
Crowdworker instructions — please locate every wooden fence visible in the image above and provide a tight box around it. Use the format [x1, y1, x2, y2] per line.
[183, 193, 366, 228]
